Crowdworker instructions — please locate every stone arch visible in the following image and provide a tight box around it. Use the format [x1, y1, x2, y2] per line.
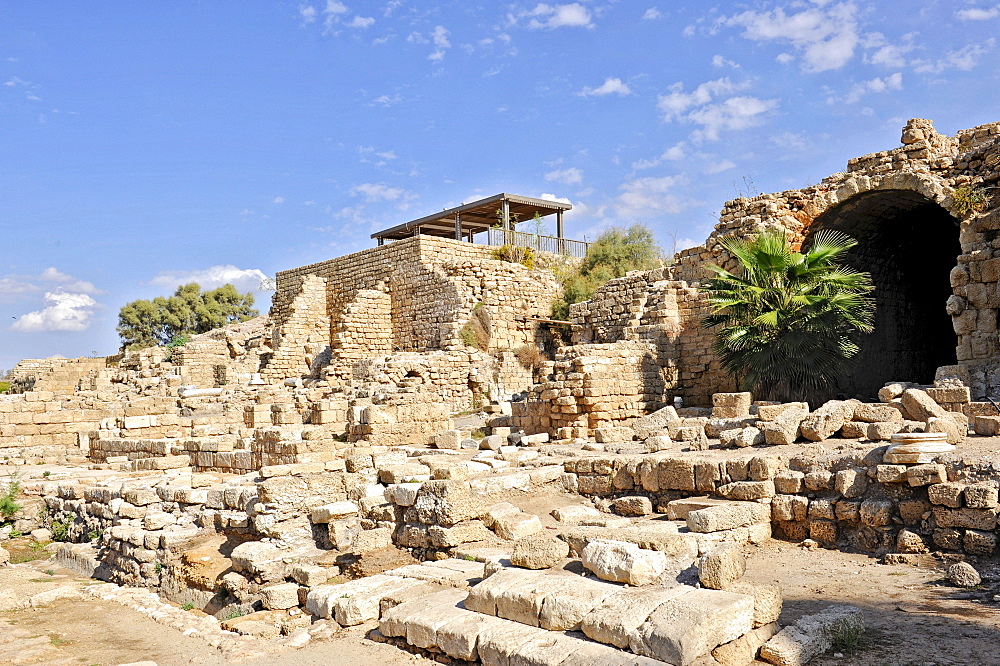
[804, 185, 961, 400]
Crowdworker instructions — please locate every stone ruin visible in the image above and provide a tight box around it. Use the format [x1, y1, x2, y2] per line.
[0, 117, 999, 665]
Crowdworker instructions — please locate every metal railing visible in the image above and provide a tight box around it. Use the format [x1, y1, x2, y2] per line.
[486, 228, 590, 258]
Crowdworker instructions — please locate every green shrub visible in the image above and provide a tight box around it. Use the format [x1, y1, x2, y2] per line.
[459, 305, 491, 350]
[952, 185, 987, 219]
[0, 473, 22, 520]
[0, 381, 9, 393]
[50, 520, 69, 542]
[491, 244, 535, 269]
[552, 224, 661, 320]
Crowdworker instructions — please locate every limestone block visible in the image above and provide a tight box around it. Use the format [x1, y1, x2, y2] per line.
[511, 534, 569, 569]
[927, 416, 965, 444]
[717, 480, 774, 501]
[481, 435, 505, 450]
[901, 389, 947, 422]
[875, 464, 908, 483]
[611, 496, 653, 516]
[728, 581, 782, 628]
[948, 562, 981, 587]
[630, 587, 754, 665]
[907, 464, 947, 486]
[853, 403, 903, 423]
[755, 402, 809, 421]
[581, 586, 693, 649]
[771, 495, 808, 522]
[760, 605, 863, 666]
[721, 426, 765, 448]
[878, 382, 911, 402]
[712, 392, 752, 419]
[698, 543, 746, 590]
[581, 539, 670, 586]
[435, 430, 463, 450]
[707, 418, 755, 438]
[260, 582, 300, 610]
[839, 421, 867, 439]
[310, 501, 359, 523]
[644, 435, 673, 452]
[485, 504, 543, 541]
[773, 471, 804, 494]
[762, 407, 808, 445]
[550, 505, 604, 525]
[964, 529, 997, 556]
[964, 483, 999, 509]
[973, 415, 1000, 436]
[932, 506, 998, 531]
[928, 482, 964, 508]
[520, 433, 549, 446]
[800, 400, 859, 441]
[860, 499, 893, 527]
[712, 622, 779, 666]
[687, 502, 770, 533]
[928, 386, 971, 405]
[835, 469, 868, 499]
[867, 421, 903, 441]
[594, 427, 631, 443]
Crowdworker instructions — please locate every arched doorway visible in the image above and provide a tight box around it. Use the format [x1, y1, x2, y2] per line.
[805, 189, 961, 400]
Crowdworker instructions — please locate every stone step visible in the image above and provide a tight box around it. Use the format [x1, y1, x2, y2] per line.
[379, 586, 667, 665]
[382, 557, 486, 588]
[463, 567, 756, 665]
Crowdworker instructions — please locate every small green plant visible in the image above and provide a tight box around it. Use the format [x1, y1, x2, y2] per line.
[9, 529, 22, 538]
[0, 473, 22, 520]
[50, 520, 69, 542]
[42, 471, 51, 478]
[830, 615, 870, 653]
[182, 602, 195, 611]
[462, 554, 477, 562]
[224, 608, 246, 620]
[951, 184, 988, 219]
[163, 334, 190, 362]
[490, 244, 535, 269]
[470, 428, 486, 439]
[30, 540, 47, 552]
[87, 528, 102, 542]
[155, 562, 163, 573]
[0, 381, 9, 393]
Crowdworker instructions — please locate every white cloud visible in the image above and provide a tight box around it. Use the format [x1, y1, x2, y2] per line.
[770, 130, 808, 150]
[4, 76, 28, 87]
[686, 96, 779, 141]
[913, 39, 995, 73]
[371, 93, 402, 107]
[347, 15, 375, 28]
[149, 265, 270, 293]
[524, 3, 594, 30]
[631, 142, 686, 170]
[428, 25, 451, 61]
[657, 77, 745, 120]
[325, 1, 348, 14]
[299, 4, 317, 23]
[643, 8, 662, 20]
[538, 193, 592, 221]
[616, 175, 691, 220]
[38, 267, 101, 295]
[956, 5, 1000, 20]
[544, 167, 584, 185]
[577, 77, 632, 97]
[833, 72, 903, 104]
[12, 292, 97, 332]
[407, 31, 429, 44]
[711, 54, 740, 68]
[350, 182, 417, 208]
[722, 2, 860, 73]
[272, 196, 285, 204]
[704, 159, 736, 174]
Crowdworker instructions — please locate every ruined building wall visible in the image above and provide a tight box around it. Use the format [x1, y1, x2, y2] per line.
[264, 235, 562, 385]
[552, 118, 1000, 412]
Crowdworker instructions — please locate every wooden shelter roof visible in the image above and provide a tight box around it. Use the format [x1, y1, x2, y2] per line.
[371, 193, 572, 242]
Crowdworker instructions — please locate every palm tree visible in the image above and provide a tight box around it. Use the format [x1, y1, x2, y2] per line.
[701, 228, 875, 403]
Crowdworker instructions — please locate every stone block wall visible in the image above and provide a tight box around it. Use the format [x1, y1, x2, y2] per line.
[264, 235, 561, 382]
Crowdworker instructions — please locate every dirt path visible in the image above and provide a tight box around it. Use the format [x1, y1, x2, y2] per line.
[745, 540, 1000, 666]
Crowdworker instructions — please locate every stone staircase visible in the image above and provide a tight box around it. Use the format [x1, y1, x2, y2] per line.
[305, 554, 771, 665]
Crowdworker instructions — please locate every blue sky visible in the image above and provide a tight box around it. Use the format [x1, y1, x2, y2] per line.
[2, 1, 999, 369]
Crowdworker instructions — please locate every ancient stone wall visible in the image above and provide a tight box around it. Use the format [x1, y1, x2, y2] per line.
[265, 235, 562, 386]
[551, 118, 1000, 411]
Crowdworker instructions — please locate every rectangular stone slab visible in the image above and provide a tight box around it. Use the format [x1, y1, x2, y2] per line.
[581, 585, 695, 648]
[630, 587, 754, 665]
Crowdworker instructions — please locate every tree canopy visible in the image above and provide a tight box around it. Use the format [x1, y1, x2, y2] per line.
[552, 224, 662, 320]
[700, 228, 875, 402]
[117, 283, 258, 350]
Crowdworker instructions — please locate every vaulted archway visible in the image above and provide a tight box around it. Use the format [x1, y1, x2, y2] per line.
[805, 188, 961, 400]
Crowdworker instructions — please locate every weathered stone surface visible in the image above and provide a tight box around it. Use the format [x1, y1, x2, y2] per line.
[550, 504, 604, 525]
[901, 389, 947, 422]
[760, 605, 863, 666]
[948, 562, 981, 587]
[581, 586, 692, 648]
[594, 427, 632, 443]
[762, 407, 808, 445]
[853, 403, 903, 423]
[728, 581, 782, 628]
[260, 582, 300, 610]
[756, 402, 809, 421]
[687, 502, 770, 533]
[485, 504, 543, 540]
[965, 483, 999, 509]
[800, 400, 859, 441]
[611, 495, 653, 516]
[835, 468, 868, 498]
[907, 463, 948, 486]
[928, 482, 964, 508]
[771, 495, 808, 522]
[720, 426, 765, 448]
[712, 392, 753, 419]
[511, 534, 569, 569]
[698, 543, 746, 590]
[581, 539, 670, 586]
[717, 480, 774, 501]
[630, 587, 754, 665]
[927, 416, 965, 444]
[895, 529, 928, 554]
[867, 421, 903, 441]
